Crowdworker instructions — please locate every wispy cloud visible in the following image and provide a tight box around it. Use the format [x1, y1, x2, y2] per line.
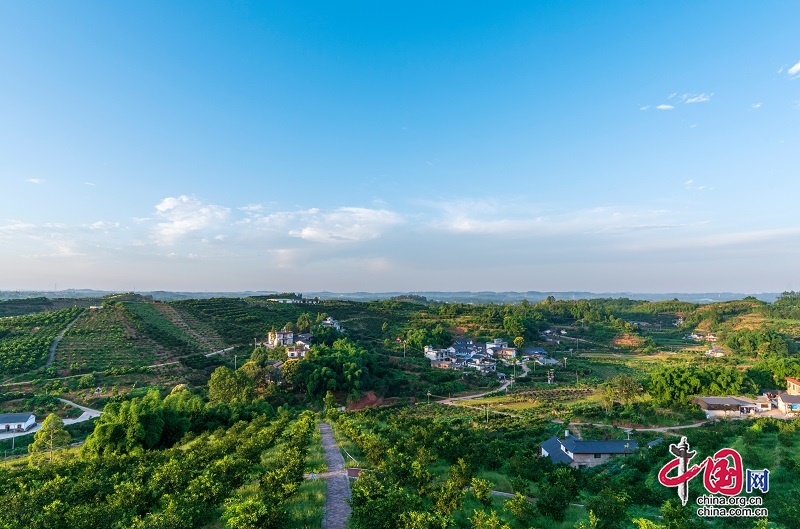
[620, 227, 800, 252]
[89, 221, 120, 231]
[427, 200, 684, 239]
[684, 180, 710, 191]
[152, 195, 230, 246]
[26, 178, 45, 184]
[788, 60, 800, 78]
[683, 93, 712, 104]
[751, 102, 762, 109]
[84, 182, 96, 187]
[656, 104, 674, 110]
[287, 207, 403, 243]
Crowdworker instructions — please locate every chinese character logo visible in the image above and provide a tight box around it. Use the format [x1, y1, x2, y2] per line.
[658, 436, 769, 505]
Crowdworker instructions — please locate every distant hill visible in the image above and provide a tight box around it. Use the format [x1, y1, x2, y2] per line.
[0, 289, 781, 304]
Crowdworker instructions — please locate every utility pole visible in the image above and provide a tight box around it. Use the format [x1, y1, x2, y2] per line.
[485, 404, 489, 424]
[234, 355, 238, 370]
[403, 340, 406, 358]
[427, 390, 430, 405]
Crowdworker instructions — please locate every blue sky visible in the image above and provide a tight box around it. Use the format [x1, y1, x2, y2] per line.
[1, 2, 799, 293]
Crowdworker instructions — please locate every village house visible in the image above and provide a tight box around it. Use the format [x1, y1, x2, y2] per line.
[319, 317, 343, 332]
[286, 345, 308, 359]
[0, 412, 36, 433]
[494, 347, 517, 360]
[775, 377, 800, 414]
[424, 338, 497, 374]
[540, 430, 638, 468]
[776, 394, 800, 414]
[692, 396, 771, 416]
[267, 329, 294, 347]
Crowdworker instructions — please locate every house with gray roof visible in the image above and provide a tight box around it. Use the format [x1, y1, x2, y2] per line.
[0, 412, 36, 432]
[777, 393, 800, 414]
[540, 430, 637, 468]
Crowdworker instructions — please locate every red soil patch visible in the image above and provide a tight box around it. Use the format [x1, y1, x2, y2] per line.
[348, 391, 382, 410]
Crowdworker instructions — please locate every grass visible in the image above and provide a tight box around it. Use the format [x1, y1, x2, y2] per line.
[305, 422, 328, 474]
[474, 469, 515, 494]
[284, 478, 325, 529]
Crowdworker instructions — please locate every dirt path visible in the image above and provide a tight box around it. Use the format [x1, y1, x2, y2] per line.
[319, 422, 351, 529]
[46, 310, 84, 366]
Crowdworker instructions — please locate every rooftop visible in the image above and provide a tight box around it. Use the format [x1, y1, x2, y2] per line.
[0, 412, 35, 423]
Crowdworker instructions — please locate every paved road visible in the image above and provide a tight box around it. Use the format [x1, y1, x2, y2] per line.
[318, 422, 351, 529]
[46, 311, 84, 366]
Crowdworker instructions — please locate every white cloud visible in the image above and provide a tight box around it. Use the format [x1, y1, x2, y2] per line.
[89, 221, 120, 230]
[47, 241, 83, 257]
[656, 104, 674, 110]
[639, 106, 649, 111]
[287, 207, 403, 243]
[684, 93, 711, 104]
[427, 200, 683, 239]
[684, 180, 694, 185]
[751, 102, 762, 109]
[152, 195, 230, 246]
[26, 178, 45, 184]
[788, 60, 800, 77]
[668, 92, 677, 99]
[621, 227, 800, 252]
[84, 182, 96, 187]
[239, 204, 264, 213]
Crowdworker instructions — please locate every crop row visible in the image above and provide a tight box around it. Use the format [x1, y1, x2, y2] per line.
[0, 307, 83, 374]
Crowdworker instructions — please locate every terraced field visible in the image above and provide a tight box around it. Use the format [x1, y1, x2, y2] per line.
[54, 306, 168, 375]
[0, 307, 84, 375]
[154, 303, 226, 352]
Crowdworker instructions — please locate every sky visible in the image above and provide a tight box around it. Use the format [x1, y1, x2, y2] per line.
[1, 2, 799, 293]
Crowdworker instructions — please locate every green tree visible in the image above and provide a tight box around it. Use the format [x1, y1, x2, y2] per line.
[296, 313, 312, 333]
[434, 478, 466, 516]
[536, 467, 578, 522]
[77, 373, 95, 389]
[503, 492, 534, 524]
[471, 477, 493, 509]
[468, 509, 511, 529]
[585, 488, 629, 529]
[223, 497, 282, 529]
[29, 413, 71, 463]
[399, 511, 453, 529]
[575, 511, 601, 529]
[208, 366, 255, 404]
[660, 499, 703, 529]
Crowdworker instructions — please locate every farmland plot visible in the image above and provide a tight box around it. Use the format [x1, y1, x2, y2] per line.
[55, 306, 167, 375]
[0, 307, 83, 375]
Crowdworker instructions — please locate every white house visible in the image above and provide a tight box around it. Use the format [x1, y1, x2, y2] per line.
[320, 317, 343, 332]
[267, 329, 294, 347]
[287, 342, 310, 359]
[0, 413, 36, 432]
